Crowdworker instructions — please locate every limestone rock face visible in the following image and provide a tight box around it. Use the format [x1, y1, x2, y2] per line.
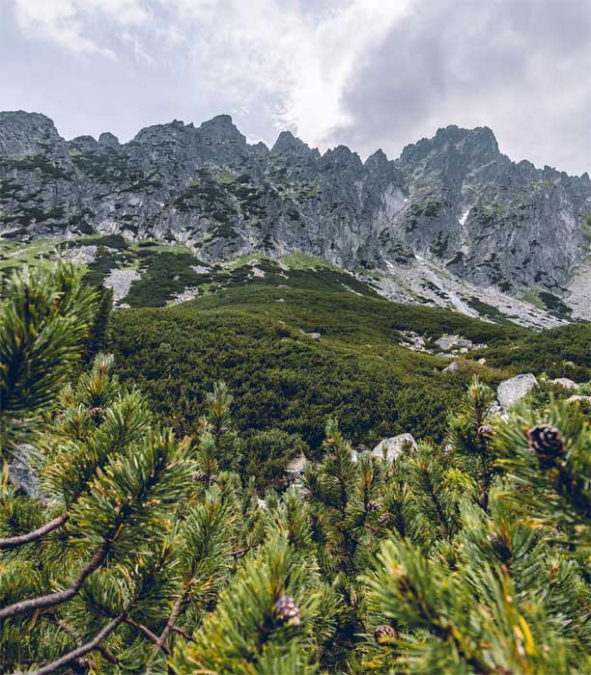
[497, 374, 538, 408]
[371, 433, 418, 462]
[1, 111, 589, 310]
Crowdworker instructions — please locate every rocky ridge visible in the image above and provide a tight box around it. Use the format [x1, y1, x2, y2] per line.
[0, 110, 589, 326]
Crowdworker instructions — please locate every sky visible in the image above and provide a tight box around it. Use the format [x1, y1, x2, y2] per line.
[0, 0, 589, 175]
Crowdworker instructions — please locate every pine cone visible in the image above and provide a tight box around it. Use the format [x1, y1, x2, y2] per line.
[275, 595, 301, 626]
[527, 425, 565, 464]
[477, 425, 494, 440]
[300, 488, 312, 500]
[88, 407, 102, 418]
[193, 470, 207, 482]
[366, 501, 381, 512]
[374, 624, 398, 644]
[220, 426, 229, 435]
[378, 513, 392, 526]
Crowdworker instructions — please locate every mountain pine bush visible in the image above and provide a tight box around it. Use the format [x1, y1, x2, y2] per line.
[1, 261, 589, 673]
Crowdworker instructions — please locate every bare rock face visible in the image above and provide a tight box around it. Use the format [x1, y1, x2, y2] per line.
[1, 111, 589, 309]
[371, 433, 418, 462]
[497, 374, 538, 408]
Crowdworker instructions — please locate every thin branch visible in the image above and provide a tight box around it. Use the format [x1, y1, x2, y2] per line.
[0, 544, 107, 620]
[230, 546, 250, 558]
[30, 612, 126, 675]
[153, 597, 183, 653]
[171, 625, 193, 640]
[146, 595, 185, 674]
[0, 512, 69, 549]
[56, 617, 119, 665]
[125, 617, 171, 655]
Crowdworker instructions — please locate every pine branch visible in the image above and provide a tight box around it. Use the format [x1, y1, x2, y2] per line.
[125, 617, 171, 655]
[30, 612, 126, 675]
[0, 543, 107, 620]
[171, 625, 193, 640]
[55, 616, 119, 665]
[146, 593, 186, 673]
[0, 512, 68, 549]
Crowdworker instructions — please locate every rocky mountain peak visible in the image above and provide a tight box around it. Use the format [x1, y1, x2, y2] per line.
[271, 131, 313, 156]
[364, 149, 389, 170]
[0, 110, 66, 161]
[98, 132, 119, 149]
[0, 110, 589, 317]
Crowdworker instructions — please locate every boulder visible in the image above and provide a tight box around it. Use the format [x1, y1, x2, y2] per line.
[497, 374, 538, 408]
[567, 395, 591, 404]
[443, 360, 462, 374]
[9, 445, 39, 498]
[285, 454, 307, 481]
[550, 378, 579, 391]
[371, 433, 417, 462]
[351, 444, 371, 463]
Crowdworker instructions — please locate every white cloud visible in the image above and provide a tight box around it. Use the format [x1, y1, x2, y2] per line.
[10, 0, 412, 145]
[12, 0, 151, 57]
[170, 0, 412, 146]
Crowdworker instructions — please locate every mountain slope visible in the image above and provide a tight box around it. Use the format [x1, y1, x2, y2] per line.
[0, 110, 589, 326]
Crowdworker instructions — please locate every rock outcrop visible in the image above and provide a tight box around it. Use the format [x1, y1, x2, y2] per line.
[497, 374, 538, 408]
[371, 434, 418, 462]
[1, 111, 589, 317]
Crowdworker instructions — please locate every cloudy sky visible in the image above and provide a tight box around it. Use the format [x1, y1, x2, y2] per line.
[1, 0, 589, 174]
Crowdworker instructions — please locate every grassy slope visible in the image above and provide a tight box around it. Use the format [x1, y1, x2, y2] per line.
[111, 282, 522, 457]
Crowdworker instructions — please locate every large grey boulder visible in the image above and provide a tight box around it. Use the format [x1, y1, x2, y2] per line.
[497, 374, 538, 408]
[372, 433, 417, 462]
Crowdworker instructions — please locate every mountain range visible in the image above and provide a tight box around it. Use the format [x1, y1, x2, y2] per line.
[0, 110, 589, 327]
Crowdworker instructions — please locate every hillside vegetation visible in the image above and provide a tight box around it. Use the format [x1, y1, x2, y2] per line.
[110, 280, 589, 492]
[1, 261, 589, 675]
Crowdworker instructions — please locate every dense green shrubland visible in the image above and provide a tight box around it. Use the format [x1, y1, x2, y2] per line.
[1, 262, 589, 674]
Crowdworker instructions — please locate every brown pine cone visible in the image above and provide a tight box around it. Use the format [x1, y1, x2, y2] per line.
[374, 624, 398, 644]
[275, 595, 301, 626]
[527, 425, 565, 464]
[193, 470, 207, 482]
[366, 501, 381, 512]
[88, 407, 102, 418]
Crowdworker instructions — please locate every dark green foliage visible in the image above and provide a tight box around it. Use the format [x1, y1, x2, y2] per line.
[481, 323, 591, 381]
[82, 286, 113, 364]
[0, 261, 96, 451]
[1, 263, 590, 674]
[538, 291, 573, 319]
[110, 290, 503, 463]
[241, 429, 308, 493]
[125, 250, 207, 307]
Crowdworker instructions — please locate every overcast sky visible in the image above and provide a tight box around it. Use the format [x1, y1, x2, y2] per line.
[1, 0, 589, 175]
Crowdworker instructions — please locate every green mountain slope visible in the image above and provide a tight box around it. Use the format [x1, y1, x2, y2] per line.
[110, 284, 519, 460]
